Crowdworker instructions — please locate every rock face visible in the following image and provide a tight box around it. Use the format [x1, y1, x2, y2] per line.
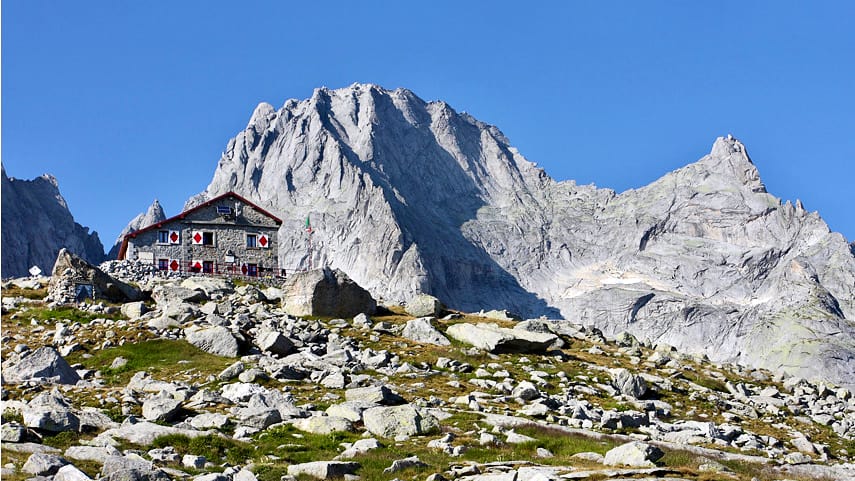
[282, 267, 376, 318]
[1, 164, 105, 278]
[107, 199, 166, 259]
[185, 84, 855, 389]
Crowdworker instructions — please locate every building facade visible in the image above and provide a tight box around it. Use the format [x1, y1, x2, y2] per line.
[118, 192, 281, 277]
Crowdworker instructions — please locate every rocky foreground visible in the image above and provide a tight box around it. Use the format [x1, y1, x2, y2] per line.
[2, 263, 854, 481]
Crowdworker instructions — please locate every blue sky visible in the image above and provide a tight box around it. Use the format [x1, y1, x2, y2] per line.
[3, 1, 854, 247]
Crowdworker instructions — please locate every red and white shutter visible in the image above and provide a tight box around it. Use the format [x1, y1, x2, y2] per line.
[169, 259, 180, 272]
[191, 259, 203, 271]
[191, 231, 203, 245]
[258, 233, 269, 249]
[169, 230, 180, 244]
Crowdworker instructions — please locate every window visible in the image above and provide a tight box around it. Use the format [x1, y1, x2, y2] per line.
[247, 264, 258, 277]
[246, 234, 258, 248]
[157, 231, 169, 244]
[158, 259, 169, 271]
[203, 261, 214, 274]
[202, 232, 214, 246]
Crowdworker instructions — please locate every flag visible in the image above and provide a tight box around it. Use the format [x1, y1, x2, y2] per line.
[305, 215, 313, 234]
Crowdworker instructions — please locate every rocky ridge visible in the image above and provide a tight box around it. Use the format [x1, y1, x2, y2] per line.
[2, 164, 105, 278]
[172, 84, 855, 390]
[2, 270, 854, 481]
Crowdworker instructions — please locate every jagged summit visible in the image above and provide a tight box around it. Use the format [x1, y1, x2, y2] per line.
[131, 84, 854, 388]
[108, 199, 167, 259]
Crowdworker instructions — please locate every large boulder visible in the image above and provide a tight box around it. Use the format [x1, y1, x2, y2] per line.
[362, 404, 440, 438]
[611, 368, 648, 399]
[3, 346, 81, 385]
[287, 461, 359, 479]
[180, 277, 234, 299]
[48, 249, 140, 303]
[405, 294, 445, 317]
[293, 415, 354, 435]
[282, 267, 376, 318]
[185, 326, 239, 357]
[23, 390, 80, 432]
[603, 441, 664, 468]
[22, 453, 69, 476]
[142, 393, 183, 422]
[401, 317, 451, 346]
[445, 323, 558, 353]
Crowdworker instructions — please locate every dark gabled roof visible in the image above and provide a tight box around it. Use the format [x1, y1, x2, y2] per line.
[117, 191, 282, 260]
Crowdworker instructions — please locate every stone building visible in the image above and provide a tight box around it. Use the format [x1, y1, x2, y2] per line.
[117, 192, 281, 277]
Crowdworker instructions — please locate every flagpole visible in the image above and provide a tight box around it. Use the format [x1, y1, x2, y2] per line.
[306, 215, 313, 271]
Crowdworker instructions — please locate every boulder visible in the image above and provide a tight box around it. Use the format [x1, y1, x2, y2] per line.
[48, 249, 140, 303]
[446, 323, 557, 353]
[101, 455, 171, 481]
[345, 385, 404, 405]
[180, 276, 234, 299]
[23, 389, 80, 432]
[293, 415, 354, 434]
[401, 317, 451, 346]
[152, 284, 208, 305]
[2, 422, 27, 442]
[65, 445, 123, 464]
[603, 441, 664, 468]
[142, 392, 183, 422]
[406, 294, 444, 317]
[287, 461, 360, 479]
[54, 464, 95, 481]
[611, 368, 648, 399]
[325, 401, 375, 422]
[120, 301, 148, 319]
[22, 453, 68, 476]
[384, 456, 427, 473]
[3, 346, 81, 385]
[362, 404, 440, 438]
[185, 326, 239, 357]
[254, 329, 296, 356]
[282, 267, 376, 318]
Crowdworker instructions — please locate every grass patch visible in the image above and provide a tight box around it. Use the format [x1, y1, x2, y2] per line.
[18, 305, 124, 324]
[682, 371, 728, 393]
[152, 434, 255, 465]
[254, 424, 363, 464]
[68, 339, 233, 384]
[1, 285, 48, 300]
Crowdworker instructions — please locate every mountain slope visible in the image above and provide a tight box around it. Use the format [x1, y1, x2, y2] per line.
[1, 164, 105, 278]
[183, 84, 854, 388]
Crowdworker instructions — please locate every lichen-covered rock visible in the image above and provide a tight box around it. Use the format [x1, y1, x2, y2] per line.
[293, 415, 353, 434]
[362, 404, 440, 438]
